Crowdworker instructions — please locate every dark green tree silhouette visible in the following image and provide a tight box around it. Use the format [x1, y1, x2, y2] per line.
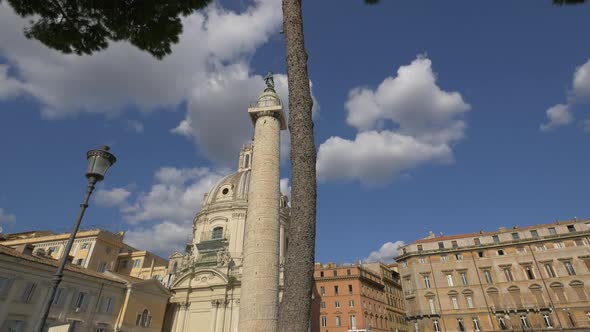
[1, 0, 210, 59]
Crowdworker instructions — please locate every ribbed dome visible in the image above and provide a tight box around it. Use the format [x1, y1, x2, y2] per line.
[203, 170, 251, 207]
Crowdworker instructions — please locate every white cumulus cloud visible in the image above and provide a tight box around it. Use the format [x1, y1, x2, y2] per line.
[317, 56, 470, 185]
[125, 221, 192, 255]
[94, 188, 132, 207]
[540, 104, 573, 131]
[541, 58, 590, 132]
[365, 241, 406, 263]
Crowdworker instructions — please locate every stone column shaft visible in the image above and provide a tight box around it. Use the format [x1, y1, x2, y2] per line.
[239, 112, 282, 331]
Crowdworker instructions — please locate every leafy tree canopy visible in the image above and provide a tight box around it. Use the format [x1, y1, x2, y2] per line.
[1, 0, 211, 59]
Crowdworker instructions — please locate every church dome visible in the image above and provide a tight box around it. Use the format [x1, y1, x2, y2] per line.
[203, 170, 251, 207]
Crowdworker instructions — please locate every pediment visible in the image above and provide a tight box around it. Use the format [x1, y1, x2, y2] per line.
[171, 268, 229, 290]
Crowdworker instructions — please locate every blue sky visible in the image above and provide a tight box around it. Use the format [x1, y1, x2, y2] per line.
[0, 0, 589, 263]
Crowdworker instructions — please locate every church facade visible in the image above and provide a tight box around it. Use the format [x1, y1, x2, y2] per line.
[163, 81, 290, 332]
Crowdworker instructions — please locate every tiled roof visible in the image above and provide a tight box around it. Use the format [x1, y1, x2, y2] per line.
[412, 219, 588, 245]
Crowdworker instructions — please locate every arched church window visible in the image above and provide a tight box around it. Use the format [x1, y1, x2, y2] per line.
[139, 309, 151, 327]
[212, 227, 224, 240]
[172, 262, 178, 274]
[244, 154, 250, 168]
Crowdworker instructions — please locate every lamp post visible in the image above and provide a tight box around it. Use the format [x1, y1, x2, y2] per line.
[34, 145, 116, 332]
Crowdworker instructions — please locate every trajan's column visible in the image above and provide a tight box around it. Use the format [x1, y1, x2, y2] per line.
[239, 72, 286, 331]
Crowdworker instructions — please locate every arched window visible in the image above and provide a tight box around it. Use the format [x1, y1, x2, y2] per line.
[172, 262, 178, 274]
[141, 309, 151, 327]
[244, 154, 250, 168]
[212, 227, 224, 240]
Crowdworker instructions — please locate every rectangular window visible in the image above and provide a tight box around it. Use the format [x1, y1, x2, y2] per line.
[511, 232, 520, 240]
[348, 284, 353, 294]
[473, 317, 481, 332]
[498, 316, 507, 330]
[0, 277, 10, 296]
[543, 314, 553, 328]
[75, 292, 87, 311]
[458, 318, 465, 332]
[455, 253, 463, 261]
[520, 315, 530, 328]
[536, 244, 546, 251]
[97, 262, 107, 273]
[531, 230, 539, 238]
[438, 242, 445, 249]
[335, 316, 341, 327]
[478, 251, 484, 258]
[19, 281, 36, 302]
[446, 274, 454, 287]
[544, 263, 557, 278]
[102, 297, 113, 313]
[347, 269, 351, 276]
[516, 246, 526, 254]
[349, 300, 354, 307]
[320, 286, 325, 296]
[335, 300, 340, 308]
[474, 238, 481, 245]
[320, 301, 326, 309]
[452, 241, 458, 248]
[524, 266, 535, 280]
[460, 272, 468, 286]
[333, 270, 337, 277]
[497, 249, 505, 256]
[75, 258, 84, 265]
[334, 286, 339, 295]
[419, 257, 427, 264]
[320, 271, 324, 277]
[567, 225, 576, 232]
[119, 260, 128, 269]
[554, 241, 564, 248]
[417, 245, 423, 251]
[574, 238, 585, 246]
[441, 255, 448, 262]
[548, 227, 557, 235]
[52, 288, 64, 306]
[81, 243, 89, 250]
[350, 315, 356, 329]
[466, 296, 474, 308]
[321, 316, 327, 327]
[503, 268, 514, 282]
[433, 319, 440, 332]
[564, 261, 576, 276]
[451, 296, 459, 309]
[492, 235, 500, 243]
[429, 298, 436, 314]
[424, 275, 431, 289]
[132, 259, 141, 268]
[484, 270, 493, 284]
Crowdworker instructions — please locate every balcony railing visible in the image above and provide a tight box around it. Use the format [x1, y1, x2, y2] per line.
[490, 303, 551, 313]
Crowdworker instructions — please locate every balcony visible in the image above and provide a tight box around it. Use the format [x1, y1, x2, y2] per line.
[405, 309, 440, 319]
[490, 303, 551, 314]
[196, 235, 229, 253]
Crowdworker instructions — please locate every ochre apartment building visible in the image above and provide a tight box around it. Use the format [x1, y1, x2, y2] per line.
[0, 228, 169, 281]
[396, 218, 590, 331]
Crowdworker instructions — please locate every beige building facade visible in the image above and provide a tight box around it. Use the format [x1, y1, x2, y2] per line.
[164, 83, 290, 332]
[0, 244, 169, 332]
[396, 218, 590, 331]
[0, 229, 168, 282]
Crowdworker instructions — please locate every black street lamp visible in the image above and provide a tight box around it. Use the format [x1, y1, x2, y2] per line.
[35, 146, 116, 332]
